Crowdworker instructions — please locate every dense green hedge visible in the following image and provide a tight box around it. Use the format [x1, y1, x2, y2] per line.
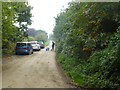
[54, 2, 120, 88]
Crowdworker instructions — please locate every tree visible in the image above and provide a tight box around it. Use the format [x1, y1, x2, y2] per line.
[27, 29, 48, 43]
[27, 28, 36, 37]
[54, 2, 120, 88]
[28, 36, 35, 41]
[35, 30, 48, 42]
[49, 33, 54, 40]
[2, 2, 32, 54]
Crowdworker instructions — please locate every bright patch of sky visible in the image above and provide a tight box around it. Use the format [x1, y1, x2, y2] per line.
[28, 0, 73, 34]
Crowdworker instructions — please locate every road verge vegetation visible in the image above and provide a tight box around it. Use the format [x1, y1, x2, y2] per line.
[54, 2, 120, 89]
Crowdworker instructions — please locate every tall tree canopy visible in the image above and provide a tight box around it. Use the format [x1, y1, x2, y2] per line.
[27, 29, 48, 43]
[35, 30, 48, 42]
[2, 2, 32, 54]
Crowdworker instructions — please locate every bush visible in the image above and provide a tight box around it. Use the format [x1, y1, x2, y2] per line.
[54, 2, 120, 89]
[57, 30, 120, 88]
[83, 44, 120, 88]
[2, 41, 16, 55]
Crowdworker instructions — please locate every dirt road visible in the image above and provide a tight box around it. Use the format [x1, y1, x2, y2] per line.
[2, 50, 73, 88]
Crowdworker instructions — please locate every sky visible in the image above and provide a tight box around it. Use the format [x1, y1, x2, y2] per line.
[28, 0, 73, 34]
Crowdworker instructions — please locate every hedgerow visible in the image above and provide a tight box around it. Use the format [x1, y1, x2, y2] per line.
[54, 2, 120, 88]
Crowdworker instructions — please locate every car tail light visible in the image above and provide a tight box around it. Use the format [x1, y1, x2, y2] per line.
[23, 47, 29, 49]
[16, 47, 18, 49]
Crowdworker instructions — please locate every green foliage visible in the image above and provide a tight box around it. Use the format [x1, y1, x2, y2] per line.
[35, 30, 48, 42]
[49, 33, 54, 41]
[28, 29, 48, 43]
[27, 28, 36, 37]
[82, 31, 120, 88]
[54, 2, 120, 89]
[28, 36, 35, 41]
[44, 41, 49, 46]
[57, 53, 84, 85]
[2, 2, 32, 54]
[57, 53, 76, 71]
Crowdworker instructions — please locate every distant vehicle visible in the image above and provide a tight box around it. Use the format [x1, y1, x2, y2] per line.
[37, 42, 44, 49]
[15, 42, 33, 55]
[30, 41, 41, 51]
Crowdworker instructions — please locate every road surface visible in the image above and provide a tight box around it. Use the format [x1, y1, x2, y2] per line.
[2, 49, 73, 88]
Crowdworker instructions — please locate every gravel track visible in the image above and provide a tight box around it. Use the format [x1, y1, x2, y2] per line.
[2, 50, 73, 88]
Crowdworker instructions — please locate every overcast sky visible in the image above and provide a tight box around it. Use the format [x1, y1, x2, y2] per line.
[28, 0, 73, 34]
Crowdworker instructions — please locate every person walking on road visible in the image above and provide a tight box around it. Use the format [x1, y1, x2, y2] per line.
[52, 41, 55, 51]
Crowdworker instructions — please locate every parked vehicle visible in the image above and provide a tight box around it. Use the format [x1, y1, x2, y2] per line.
[30, 41, 41, 51]
[15, 42, 33, 55]
[37, 42, 44, 49]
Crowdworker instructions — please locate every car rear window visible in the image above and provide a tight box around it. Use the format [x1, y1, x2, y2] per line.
[31, 43, 36, 45]
[17, 43, 26, 46]
[28, 43, 31, 46]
